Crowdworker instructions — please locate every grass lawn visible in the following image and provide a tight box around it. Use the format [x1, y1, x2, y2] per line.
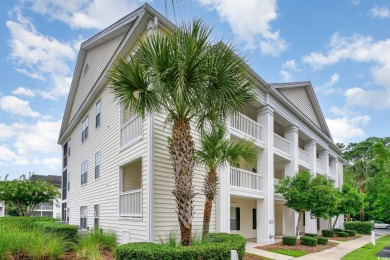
[268, 249, 308, 257]
[342, 235, 390, 260]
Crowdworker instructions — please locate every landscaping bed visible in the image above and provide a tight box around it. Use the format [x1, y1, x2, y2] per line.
[328, 234, 362, 242]
[256, 240, 338, 254]
[244, 253, 272, 260]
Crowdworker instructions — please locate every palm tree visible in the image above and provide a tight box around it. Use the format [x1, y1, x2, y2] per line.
[109, 20, 255, 246]
[196, 126, 256, 239]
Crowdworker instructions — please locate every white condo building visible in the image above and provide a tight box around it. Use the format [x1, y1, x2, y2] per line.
[58, 4, 343, 245]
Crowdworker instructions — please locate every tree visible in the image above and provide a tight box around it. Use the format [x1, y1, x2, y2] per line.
[275, 171, 313, 238]
[0, 180, 59, 216]
[309, 175, 338, 223]
[109, 20, 254, 245]
[196, 126, 256, 239]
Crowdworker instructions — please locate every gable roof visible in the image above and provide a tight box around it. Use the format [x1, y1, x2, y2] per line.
[30, 174, 62, 187]
[270, 82, 332, 139]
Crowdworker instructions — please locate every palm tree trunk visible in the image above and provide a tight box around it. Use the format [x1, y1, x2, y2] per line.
[359, 184, 365, 222]
[202, 169, 218, 239]
[170, 119, 196, 246]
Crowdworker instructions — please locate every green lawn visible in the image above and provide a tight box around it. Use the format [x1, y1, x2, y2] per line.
[343, 235, 390, 260]
[268, 249, 308, 257]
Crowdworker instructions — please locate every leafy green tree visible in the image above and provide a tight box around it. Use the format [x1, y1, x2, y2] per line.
[109, 20, 254, 245]
[0, 180, 59, 216]
[196, 126, 256, 239]
[371, 179, 390, 223]
[275, 170, 313, 238]
[309, 175, 338, 222]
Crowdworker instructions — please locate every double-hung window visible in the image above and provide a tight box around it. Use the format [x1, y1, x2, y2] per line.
[81, 160, 88, 185]
[82, 116, 89, 142]
[230, 207, 240, 231]
[94, 205, 99, 228]
[96, 100, 101, 128]
[95, 152, 100, 179]
[80, 206, 87, 229]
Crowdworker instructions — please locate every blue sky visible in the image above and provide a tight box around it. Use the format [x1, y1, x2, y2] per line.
[0, 0, 389, 179]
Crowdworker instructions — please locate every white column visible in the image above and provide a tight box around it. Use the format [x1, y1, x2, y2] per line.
[284, 125, 299, 235]
[304, 140, 317, 233]
[257, 105, 275, 244]
[319, 150, 329, 176]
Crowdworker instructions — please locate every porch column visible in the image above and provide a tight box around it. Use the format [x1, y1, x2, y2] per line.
[304, 140, 317, 233]
[319, 150, 329, 176]
[257, 105, 275, 244]
[216, 118, 231, 232]
[284, 125, 299, 235]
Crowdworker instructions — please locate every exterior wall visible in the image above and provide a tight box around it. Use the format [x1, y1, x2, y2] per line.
[66, 85, 148, 244]
[69, 33, 126, 123]
[230, 198, 256, 239]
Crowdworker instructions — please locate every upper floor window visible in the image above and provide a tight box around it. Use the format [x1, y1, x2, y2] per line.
[82, 116, 89, 142]
[96, 100, 101, 128]
[95, 151, 100, 179]
[81, 160, 88, 185]
[68, 139, 71, 156]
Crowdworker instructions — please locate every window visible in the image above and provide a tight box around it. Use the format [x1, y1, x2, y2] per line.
[81, 160, 88, 185]
[61, 202, 67, 222]
[94, 205, 99, 228]
[253, 208, 257, 230]
[95, 152, 100, 179]
[67, 172, 70, 191]
[62, 170, 67, 200]
[68, 139, 71, 156]
[63, 142, 68, 168]
[95, 100, 101, 128]
[82, 116, 89, 142]
[80, 206, 87, 229]
[230, 207, 240, 231]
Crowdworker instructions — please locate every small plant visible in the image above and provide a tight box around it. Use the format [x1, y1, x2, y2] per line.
[344, 230, 356, 237]
[322, 229, 334, 237]
[158, 230, 179, 248]
[344, 221, 373, 234]
[76, 228, 117, 259]
[333, 228, 343, 232]
[336, 231, 349, 238]
[305, 233, 318, 237]
[317, 237, 328, 245]
[300, 236, 318, 247]
[282, 236, 297, 246]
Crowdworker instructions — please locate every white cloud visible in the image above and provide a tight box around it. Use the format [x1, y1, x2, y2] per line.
[0, 96, 40, 118]
[12, 87, 35, 97]
[42, 157, 62, 170]
[345, 87, 390, 109]
[0, 146, 29, 165]
[323, 73, 340, 87]
[326, 115, 370, 144]
[282, 59, 298, 71]
[279, 59, 299, 82]
[0, 124, 15, 141]
[370, 6, 390, 18]
[280, 70, 292, 82]
[198, 0, 287, 56]
[28, 0, 140, 30]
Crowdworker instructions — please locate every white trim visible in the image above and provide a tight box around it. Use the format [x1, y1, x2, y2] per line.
[146, 112, 154, 242]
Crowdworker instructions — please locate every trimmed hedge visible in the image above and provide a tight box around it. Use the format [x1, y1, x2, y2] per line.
[34, 221, 78, 242]
[0, 217, 55, 230]
[300, 236, 318, 247]
[333, 228, 343, 232]
[336, 231, 349, 238]
[344, 230, 356, 237]
[282, 236, 296, 246]
[317, 237, 328, 245]
[305, 233, 318, 237]
[322, 229, 334, 237]
[344, 221, 374, 234]
[116, 233, 246, 260]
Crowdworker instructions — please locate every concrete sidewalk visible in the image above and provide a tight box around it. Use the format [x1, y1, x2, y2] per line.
[245, 235, 373, 260]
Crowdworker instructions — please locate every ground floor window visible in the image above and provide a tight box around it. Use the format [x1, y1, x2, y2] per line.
[94, 205, 99, 228]
[80, 206, 87, 229]
[253, 208, 257, 229]
[230, 207, 240, 230]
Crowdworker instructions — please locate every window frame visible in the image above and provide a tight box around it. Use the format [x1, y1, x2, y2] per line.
[81, 160, 88, 185]
[95, 151, 100, 180]
[94, 204, 99, 228]
[80, 206, 87, 229]
[95, 100, 101, 128]
[81, 116, 89, 142]
[230, 207, 240, 231]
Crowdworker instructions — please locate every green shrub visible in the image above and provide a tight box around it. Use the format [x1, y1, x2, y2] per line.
[333, 228, 343, 232]
[304, 233, 318, 237]
[282, 236, 296, 246]
[344, 230, 356, 237]
[336, 231, 349, 238]
[300, 236, 318, 247]
[344, 221, 373, 234]
[116, 233, 246, 260]
[0, 217, 55, 231]
[322, 229, 334, 237]
[34, 221, 78, 242]
[317, 237, 328, 245]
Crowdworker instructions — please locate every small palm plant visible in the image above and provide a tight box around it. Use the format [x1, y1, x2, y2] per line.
[196, 126, 256, 239]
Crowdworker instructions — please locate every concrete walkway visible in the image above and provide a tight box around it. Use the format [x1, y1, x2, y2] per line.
[246, 235, 373, 260]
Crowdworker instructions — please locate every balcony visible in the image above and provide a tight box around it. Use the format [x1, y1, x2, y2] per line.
[230, 113, 263, 146]
[120, 115, 142, 148]
[39, 203, 54, 211]
[298, 148, 310, 168]
[329, 163, 336, 179]
[119, 189, 142, 218]
[230, 167, 264, 198]
[273, 133, 291, 158]
[316, 158, 325, 174]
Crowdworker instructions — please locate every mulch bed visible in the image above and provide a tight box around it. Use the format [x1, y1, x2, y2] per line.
[256, 240, 338, 253]
[327, 235, 362, 242]
[58, 249, 115, 260]
[244, 253, 270, 260]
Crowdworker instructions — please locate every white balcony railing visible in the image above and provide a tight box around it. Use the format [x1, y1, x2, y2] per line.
[230, 113, 263, 142]
[121, 115, 142, 148]
[230, 167, 263, 191]
[119, 189, 142, 217]
[39, 203, 53, 210]
[316, 158, 325, 173]
[274, 133, 290, 155]
[298, 148, 310, 165]
[274, 178, 281, 193]
[329, 164, 336, 177]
